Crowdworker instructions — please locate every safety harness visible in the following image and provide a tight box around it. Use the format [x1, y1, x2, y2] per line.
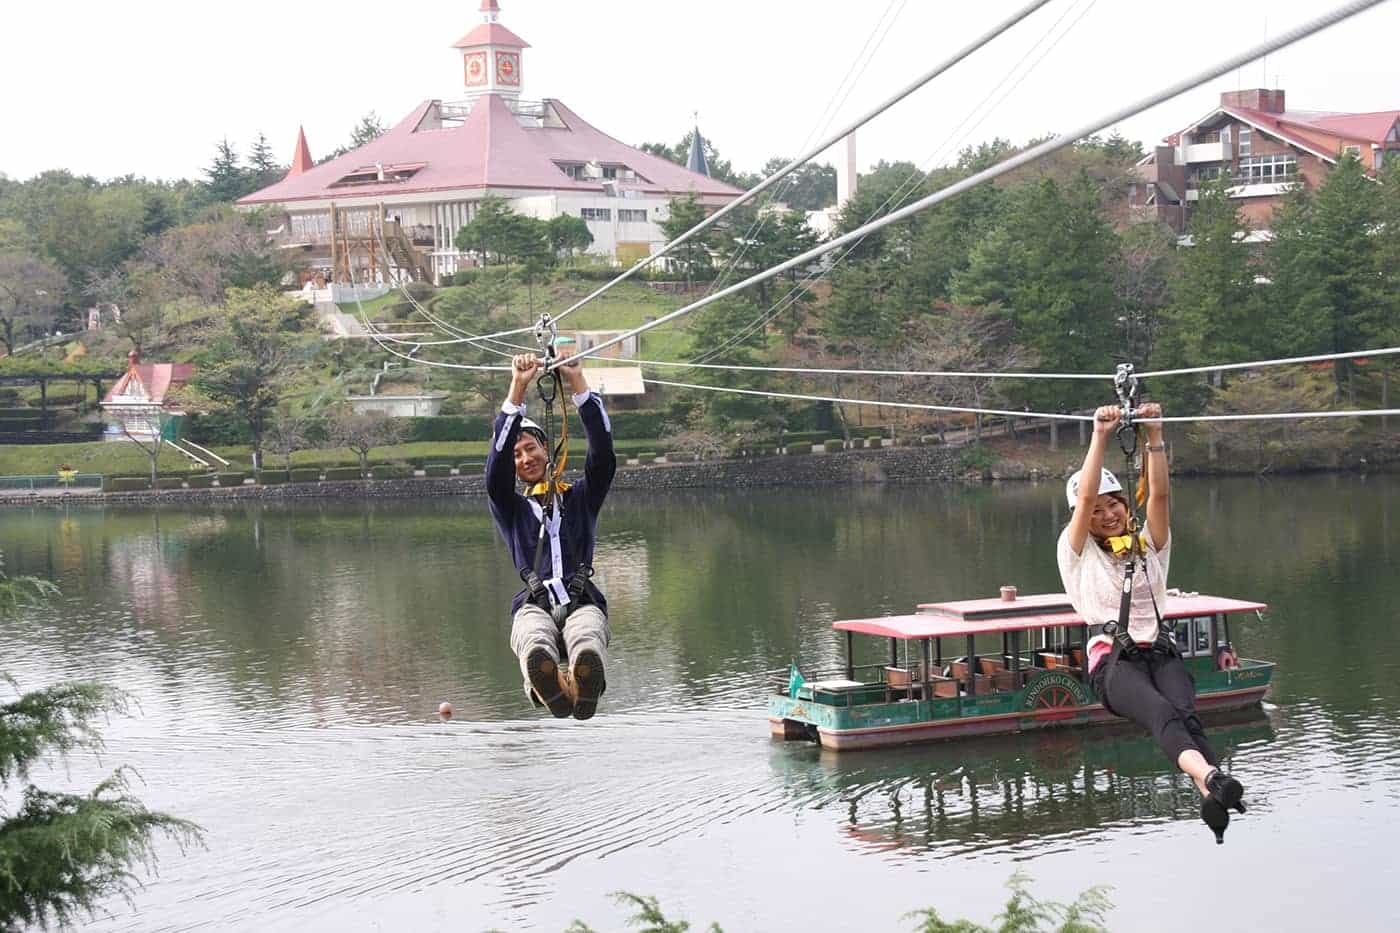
[1098, 365, 1177, 708]
[519, 314, 593, 624]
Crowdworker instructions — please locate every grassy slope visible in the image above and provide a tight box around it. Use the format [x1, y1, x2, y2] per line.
[339, 280, 697, 365]
[0, 441, 199, 477]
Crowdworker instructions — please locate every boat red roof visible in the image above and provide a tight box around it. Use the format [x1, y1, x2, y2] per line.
[238, 95, 742, 206]
[835, 593, 1268, 640]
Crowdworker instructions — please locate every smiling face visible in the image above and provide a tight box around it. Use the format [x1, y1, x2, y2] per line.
[514, 433, 548, 485]
[1087, 493, 1130, 540]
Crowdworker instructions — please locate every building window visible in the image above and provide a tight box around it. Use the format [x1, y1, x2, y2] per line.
[618, 209, 647, 223]
[1238, 126, 1252, 156]
[602, 165, 618, 180]
[580, 208, 612, 222]
[556, 162, 586, 180]
[1236, 153, 1296, 185]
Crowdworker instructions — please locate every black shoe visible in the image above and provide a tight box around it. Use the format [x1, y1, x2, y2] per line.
[570, 650, 606, 721]
[527, 649, 573, 718]
[1201, 795, 1230, 844]
[1206, 769, 1246, 814]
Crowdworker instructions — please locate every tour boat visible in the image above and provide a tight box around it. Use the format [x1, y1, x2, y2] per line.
[770, 590, 1274, 751]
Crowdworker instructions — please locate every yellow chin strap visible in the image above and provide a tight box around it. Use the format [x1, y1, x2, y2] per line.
[526, 479, 571, 497]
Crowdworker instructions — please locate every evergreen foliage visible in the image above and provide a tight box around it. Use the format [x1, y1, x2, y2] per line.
[0, 556, 203, 929]
[1267, 155, 1384, 396]
[1154, 175, 1260, 412]
[562, 875, 1111, 932]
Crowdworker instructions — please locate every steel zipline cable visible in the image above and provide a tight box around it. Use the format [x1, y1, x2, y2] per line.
[549, 0, 1391, 375]
[686, 0, 1101, 369]
[463, 0, 1061, 342]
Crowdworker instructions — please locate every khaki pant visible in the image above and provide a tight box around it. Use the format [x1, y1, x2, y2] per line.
[510, 603, 610, 701]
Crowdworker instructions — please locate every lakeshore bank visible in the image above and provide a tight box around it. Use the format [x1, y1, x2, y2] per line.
[0, 445, 970, 508]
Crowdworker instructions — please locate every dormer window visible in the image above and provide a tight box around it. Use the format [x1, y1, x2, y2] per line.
[330, 162, 426, 187]
[556, 162, 587, 180]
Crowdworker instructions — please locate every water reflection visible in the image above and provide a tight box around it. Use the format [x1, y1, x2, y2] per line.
[775, 711, 1276, 859]
[0, 477, 1397, 929]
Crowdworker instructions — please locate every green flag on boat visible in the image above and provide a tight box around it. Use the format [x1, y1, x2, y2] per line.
[788, 663, 805, 697]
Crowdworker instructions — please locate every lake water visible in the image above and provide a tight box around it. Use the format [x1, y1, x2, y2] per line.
[2, 477, 1398, 931]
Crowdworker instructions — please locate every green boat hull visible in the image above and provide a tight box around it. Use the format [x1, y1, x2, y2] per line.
[770, 657, 1274, 751]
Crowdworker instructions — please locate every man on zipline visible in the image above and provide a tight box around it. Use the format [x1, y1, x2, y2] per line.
[487, 349, 616, 720]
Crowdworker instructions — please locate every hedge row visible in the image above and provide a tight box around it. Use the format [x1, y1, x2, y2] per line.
[188, 410, 674, 447]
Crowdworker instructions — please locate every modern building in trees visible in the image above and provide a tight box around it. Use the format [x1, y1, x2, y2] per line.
[237, 1, 740, 283]
[1131, 88, 1400, 235]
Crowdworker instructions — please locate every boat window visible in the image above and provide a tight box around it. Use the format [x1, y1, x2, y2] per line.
[1193, 616, 1213, 653]
[1174, 620, 1193, 655]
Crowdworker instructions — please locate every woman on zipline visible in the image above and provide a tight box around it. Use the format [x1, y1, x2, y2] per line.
[1058, 402, 1246, 843]
[487, 349, 616, 720]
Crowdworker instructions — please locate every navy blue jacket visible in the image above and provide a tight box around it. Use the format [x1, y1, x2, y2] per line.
[486, 391, 616, 616]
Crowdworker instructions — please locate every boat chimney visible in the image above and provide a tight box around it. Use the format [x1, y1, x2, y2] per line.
[1000, 585, 1017, 602]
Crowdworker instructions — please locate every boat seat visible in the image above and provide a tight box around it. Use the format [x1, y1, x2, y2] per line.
[1040, 653, 1083, 676]
[978, 657, 1006, 676]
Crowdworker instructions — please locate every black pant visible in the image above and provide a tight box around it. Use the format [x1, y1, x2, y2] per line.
[1092, 649, 1218, 768]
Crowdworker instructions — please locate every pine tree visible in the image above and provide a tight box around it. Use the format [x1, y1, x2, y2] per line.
[952, 172, 1119, 412]
[1154, 175, 1262, 413]
[1268, 155, 1383, 397]
[0, 551, 202, 928]
[247, 131, 282, 191]
[203, 137, 248, 204]
[349, 111, 387, 149]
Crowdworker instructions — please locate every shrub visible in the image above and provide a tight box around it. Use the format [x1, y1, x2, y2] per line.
[959, 446, 999, 475]
[369, 464, 410, 480]
[921, 434, 942, 446]
[450, 268, 480, 287]
[215, 472, 247, 487]
[823, 438, 844, 452]
[665, 451, 691, 462]
[457, 461, 485, 474]
[424, 463, 453, 477]
[257, 470, 289, 486]
[155, 477, 184, 490]
[185, 412, 252, 446]
[785, 442, 812, 456]
[289, 468, 322, 483]
[107, 477, 151, 492]
[636, 452, 656, 464]
[849, 437, 865, 449]
[323, 467, 364, 481]
[186, 474, 215, 488]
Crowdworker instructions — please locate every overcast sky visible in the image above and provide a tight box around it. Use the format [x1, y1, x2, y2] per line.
[5, 0, 1398, 185]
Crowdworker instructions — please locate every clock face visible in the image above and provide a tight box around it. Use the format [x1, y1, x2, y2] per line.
[496, 52, 520, 86]
[464, 52, 486, 86]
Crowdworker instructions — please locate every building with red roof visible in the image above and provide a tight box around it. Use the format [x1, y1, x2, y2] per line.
[238, 1, 741, 282]
[1131, 88, 1400, 235]
[100, 350, 194, 444]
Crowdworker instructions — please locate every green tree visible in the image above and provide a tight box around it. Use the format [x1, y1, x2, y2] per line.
[190, 286, 316, 471]
[1373, 159, 1400, 422]
[1, 554, 202, 929]
[760, 157, 837, 211]
[546, 214, 593, 261]
[203, 138, 249, 205]
[1268, 155, 1383, 397]
[657, 194, 716, 284]
[349, 111, 387, 149]
[246, 131, 283, 191]
[1154, 176, 1261, 412]
[0, 252, 67, 354]
[952, 172, 1119, 413]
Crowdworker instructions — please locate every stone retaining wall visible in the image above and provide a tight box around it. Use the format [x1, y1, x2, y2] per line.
[0, 447, 965, 508]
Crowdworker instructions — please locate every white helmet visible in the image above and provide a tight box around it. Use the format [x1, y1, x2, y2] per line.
[1065, 468, 1122, 509]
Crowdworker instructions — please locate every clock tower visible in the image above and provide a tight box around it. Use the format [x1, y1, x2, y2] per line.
[453, 0, 530, 103]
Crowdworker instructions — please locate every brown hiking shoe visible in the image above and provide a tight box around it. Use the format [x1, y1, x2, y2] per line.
[526, 648, 573, 718]
[570, 650, 606, 721]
